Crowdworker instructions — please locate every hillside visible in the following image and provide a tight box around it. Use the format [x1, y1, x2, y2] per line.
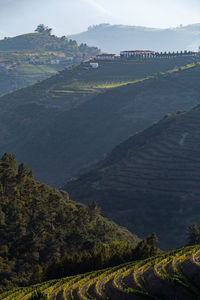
[0, 153, 140, 291]
[0, 64, 63, 96]
[3, 245, 200, 299]
[0, 59, 199, 186]
[0, 31, 99, 55]
[68, 23, 200, 53]
[65, 103, 200, 250]
[0, 30, 99, 95]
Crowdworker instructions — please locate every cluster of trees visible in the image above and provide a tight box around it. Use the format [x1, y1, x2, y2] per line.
[0, 25, 100, 57]
[33, 24, 99, 57]
[41, 233, 159, 281]
[0, 153, 140, 291]
[35, 24, 52, 35]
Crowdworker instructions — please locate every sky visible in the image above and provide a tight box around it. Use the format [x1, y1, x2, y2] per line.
[0, 0, 200, 39]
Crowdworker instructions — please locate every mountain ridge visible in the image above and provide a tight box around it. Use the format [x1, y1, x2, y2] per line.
[68, 23, 200, 53]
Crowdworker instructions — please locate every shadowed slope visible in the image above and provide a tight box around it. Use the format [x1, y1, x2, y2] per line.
[65, 104, 200, 249]
[0, 62, 200, 186]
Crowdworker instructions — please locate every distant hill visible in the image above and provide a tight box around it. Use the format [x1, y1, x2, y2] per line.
[0, 58, 199, 186]
[0, 153, 139, 290]
[0, 30, 100, 95]
[0, 31, 99, 55]
[68, 23, 200, 53]
[65, 103, 200, 250]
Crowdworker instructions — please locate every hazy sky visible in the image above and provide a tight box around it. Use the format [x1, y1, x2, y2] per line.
[0, 0, 199, 39]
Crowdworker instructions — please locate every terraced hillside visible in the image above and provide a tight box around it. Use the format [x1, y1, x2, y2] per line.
[65, 104, 200, 249]
[0, 59, 200, 186]
[3, 246, 200, 299]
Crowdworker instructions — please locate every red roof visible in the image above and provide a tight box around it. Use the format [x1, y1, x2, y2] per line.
[96, 54, 116, 57]
[121, 50, 154, 53]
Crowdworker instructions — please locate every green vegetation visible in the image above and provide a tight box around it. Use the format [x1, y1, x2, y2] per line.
[0, 25, 99, 54]
[0, 58, 199, 186]
[0, 153, 140, 291]
[0, 26, 100, 95]
[65, 102, 200, 250]
[2, 246, 200, 299]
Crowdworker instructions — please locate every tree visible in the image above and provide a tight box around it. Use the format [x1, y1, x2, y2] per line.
[17, 163, 33, 179]
[187, 223, 200, 245]
[146, 232, 158, 247]
[88, 200, 101, 220]
[35, 24, 52, 35]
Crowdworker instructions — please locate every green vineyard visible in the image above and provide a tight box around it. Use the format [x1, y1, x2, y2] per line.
[2, 246, 200, 300]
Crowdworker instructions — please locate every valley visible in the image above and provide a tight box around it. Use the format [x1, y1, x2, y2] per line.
[1, 10, 200, 298]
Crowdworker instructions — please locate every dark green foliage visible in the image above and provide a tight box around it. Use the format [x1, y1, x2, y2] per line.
[187, 223, 200, 245]
[0, 154, 139, 291]
[44, 237, 160, 280]
[0, 31, 99, 55]
[28, 290, 48, 300]
[0, 28, 100, 96]
[133, 234, 159, 260]
[88, 200, 101, 220]
[35, 24, 52, 35]
[17, 163, 33, 179]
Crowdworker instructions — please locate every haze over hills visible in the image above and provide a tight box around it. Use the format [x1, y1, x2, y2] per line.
[0, 58, 200, 186]
[65, 103, 200, 250]
[68, 23, 200, 54]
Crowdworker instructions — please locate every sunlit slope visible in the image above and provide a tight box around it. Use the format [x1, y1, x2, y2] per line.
[0, 64, 62, 96]
[0, 59, 200, 186]
[65, 104, 200, 249]
[3, 246, 200, 299]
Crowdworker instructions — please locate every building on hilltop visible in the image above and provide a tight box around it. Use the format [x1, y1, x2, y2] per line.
[96, 54, 116, 60]
[120, 50, 155, 58]
[120, 49, 199, 59]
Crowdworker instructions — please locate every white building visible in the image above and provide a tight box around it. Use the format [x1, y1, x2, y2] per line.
[90, 62, 99, 69]
[120, 50, 155, 58]
[96, 54, 116, 60]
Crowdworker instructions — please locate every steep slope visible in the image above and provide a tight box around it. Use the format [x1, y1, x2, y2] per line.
[65, 104, 200, 250]
[4, 246, 200, 300]
[0, 58, 199, 186]
[68, 23, 200, 53]
[0, 153, 139, 291]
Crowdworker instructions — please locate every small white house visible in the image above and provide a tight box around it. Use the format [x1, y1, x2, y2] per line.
[90, 62, 99, 69]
